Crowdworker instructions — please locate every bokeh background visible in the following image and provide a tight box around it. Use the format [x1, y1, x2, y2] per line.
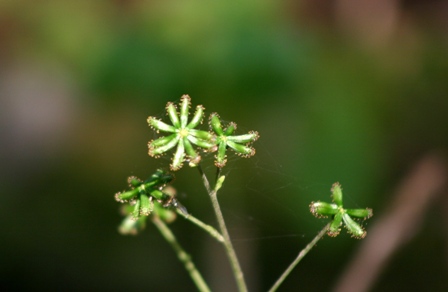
[1, 0, 448, 291]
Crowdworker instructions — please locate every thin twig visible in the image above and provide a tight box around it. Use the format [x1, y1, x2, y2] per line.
[197, 164, 248, 292]
[152, 216, 211, 292]
[197, 164, 212, 193]
[215, 167, 222, 185]
[268, 223, 330, 292]
[176, 209, 224, 243]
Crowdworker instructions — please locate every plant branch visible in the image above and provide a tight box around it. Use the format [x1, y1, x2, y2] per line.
[197, 165, 248, 292]
[176, 209, 224, 243]
[215, 167, 222, 184]
[152, 216, 211, 292]
[268, 223, 330, 292]
[197, 164, 212, 193]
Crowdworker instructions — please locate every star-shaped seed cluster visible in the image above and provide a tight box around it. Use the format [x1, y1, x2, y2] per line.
[309, 182, 373, 239]
[209, 113, 259, 168]
[147, 95, 215, 171]
[147, 95, 259, 171]
[114, 169, 176, 221]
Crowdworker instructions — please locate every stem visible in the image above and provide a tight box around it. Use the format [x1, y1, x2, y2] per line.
[215, 167, 222, 184]
[197, 164, 212, 193]
[152, 216, 211, 292]
[176, 209, 224, 243]
[197, 165, 248, 292]
[268, 223, 330, 292]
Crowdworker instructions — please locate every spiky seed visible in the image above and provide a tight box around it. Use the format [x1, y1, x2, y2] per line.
[179, 95, 191, 128]
[148, 135, 180, 156]
[148, 117, 177, 133]
[188, 105, 205, 129]
[210, 113, 224, 135]
[331, 182, 343, 207]
[328, 212, 343, 237]
[310, 201, 339, 218]
[166, 102, 180, 128]
[346, 208, 373, 219]
[171, 139, 185, 171]
[227, 132, 259, 144]
[224, 122, 237, 135]
[342, 213, 366, 239]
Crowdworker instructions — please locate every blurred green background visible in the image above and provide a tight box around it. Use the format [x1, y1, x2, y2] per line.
[1, 0, 448, 291]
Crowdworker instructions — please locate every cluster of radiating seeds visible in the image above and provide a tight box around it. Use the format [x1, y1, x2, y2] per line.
[114, 169, 175, 220]
[147, 95, 259, 171]
[208, 112, 259, 168]
[309, 182, 373, 239]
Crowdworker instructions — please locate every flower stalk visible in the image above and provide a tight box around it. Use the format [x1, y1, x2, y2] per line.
[152, 216, 211, 292]
[198, 164, 248, 292]
[194, 154, 248, 291]
[176, 209, 224, 243]
[268, 223, 330, 292]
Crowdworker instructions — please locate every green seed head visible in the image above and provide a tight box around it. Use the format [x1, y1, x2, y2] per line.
[146, 95, 217, 171]
[328, 212, 343, 237]
[127, 176, 142, 188]
[210, 113, 224, 135]
[118, 214, 146, 235]
[180, 95, 191, 128]
[342, 213, 366, 239]
[166, 102, 180, 128]
[139, 194, 153, 216]
[331, 182, 343, 207]
[188, 105, 205, 129]
[309, 201, 339, 218]
[310, 182, 373, 239]
[346, 208, 373, 219]
[115, 188, 139, 203]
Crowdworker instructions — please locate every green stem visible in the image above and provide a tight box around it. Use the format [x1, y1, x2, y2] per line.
[152, 216, 211, 292]
[198, 164, 212, 193]
[197, 165, 248, 292]
[215, 167, 222, 184]
[268, 223, 330, 292]
[176, 209, 224, 243]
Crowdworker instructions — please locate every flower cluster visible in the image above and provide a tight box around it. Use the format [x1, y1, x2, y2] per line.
[115, 169, 181, 234]
[147, 95, 259, 170]
[209, 113, 259, 168]
[310, 182, 373, 239]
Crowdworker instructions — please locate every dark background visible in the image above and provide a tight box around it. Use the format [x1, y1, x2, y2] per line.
[1, 1, 448, 291]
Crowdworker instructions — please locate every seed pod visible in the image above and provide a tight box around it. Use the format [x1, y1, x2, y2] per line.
[115, 188, 139, 202]
[309, 201, 339, 218]
[328, 211, 343, 237]
[331, 182, 343, 207]
[342, 213, 366, 239]
[210, 113, 224, 135]
[346, 208, 373, 219]
[188, 105, 205, 129]
[139, 193, 153, 216]
[179, 95, 191, 128]
[166, 102, 180, 128]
